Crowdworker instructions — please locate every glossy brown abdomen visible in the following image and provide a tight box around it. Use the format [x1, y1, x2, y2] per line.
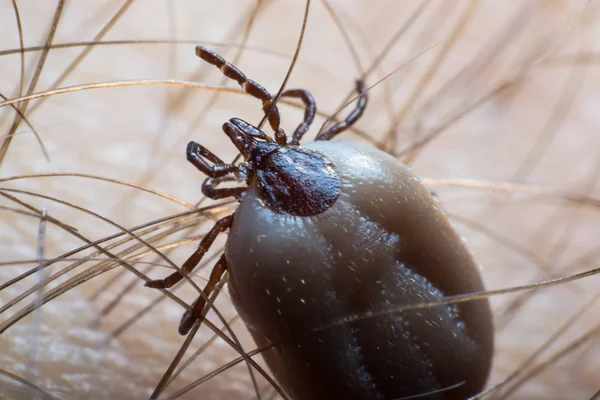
[226, 141, 494, 399]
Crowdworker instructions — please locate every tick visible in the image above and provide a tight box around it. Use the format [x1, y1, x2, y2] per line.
[146, 46, 494, 400]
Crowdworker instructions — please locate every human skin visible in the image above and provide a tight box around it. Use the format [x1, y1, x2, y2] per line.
[1, 1, 599, 399]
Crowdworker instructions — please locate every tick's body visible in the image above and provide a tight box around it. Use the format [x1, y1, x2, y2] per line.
[147, 46, 494, 400]
[227, 140, 493, 399]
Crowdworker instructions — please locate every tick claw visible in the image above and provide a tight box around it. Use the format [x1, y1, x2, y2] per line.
[178, 310, 195, 335]
[145, 280, 166, 289]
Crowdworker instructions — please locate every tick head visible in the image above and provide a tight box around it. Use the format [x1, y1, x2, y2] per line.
[222, 118, 280, 166]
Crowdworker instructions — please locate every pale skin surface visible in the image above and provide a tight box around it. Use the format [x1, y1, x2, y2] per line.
[1, 1, 600, 399]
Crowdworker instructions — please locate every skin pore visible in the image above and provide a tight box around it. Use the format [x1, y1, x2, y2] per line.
[1, 1, 600, 399]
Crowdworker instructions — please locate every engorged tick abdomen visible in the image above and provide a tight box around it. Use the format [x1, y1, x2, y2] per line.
[225, 140, 494, 400]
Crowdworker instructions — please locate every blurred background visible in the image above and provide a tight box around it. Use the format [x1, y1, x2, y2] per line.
[1, 1, 599, 399]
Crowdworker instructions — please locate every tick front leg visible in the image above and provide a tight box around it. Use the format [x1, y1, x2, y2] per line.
[196, 46, 284, 139]
[145, 214, 234, 289]
[187, 141, 243, 178]
[178, 254, 228, 335]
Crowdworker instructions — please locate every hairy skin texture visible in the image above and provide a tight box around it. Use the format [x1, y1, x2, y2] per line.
[1, 2, 600, 399]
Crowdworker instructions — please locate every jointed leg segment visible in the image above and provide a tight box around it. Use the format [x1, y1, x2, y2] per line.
[145, 214, 234, 289]
[187, 141, 238, 177]
[317, 80, 368, 141]
[196, 46, 284, 138]
[202, 176, 246, 200]
[178, 254, 228, 335]
[281, 89, 316, 145]
[187, 141, 248, 199]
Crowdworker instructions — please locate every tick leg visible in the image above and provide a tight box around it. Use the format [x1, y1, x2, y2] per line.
[187, 141, 243, 178]
[178, 254, 228, 335]
[145, 214, 234, 289]
[229, 118, 272, 142]
[317, 80, 368, 141]
[202, 176, 247, 200]
[281, 89, 316, 145]
[196, 46, 284, 139]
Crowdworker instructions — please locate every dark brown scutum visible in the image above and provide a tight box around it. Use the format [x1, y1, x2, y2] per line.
[255, 147, 341, 216]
